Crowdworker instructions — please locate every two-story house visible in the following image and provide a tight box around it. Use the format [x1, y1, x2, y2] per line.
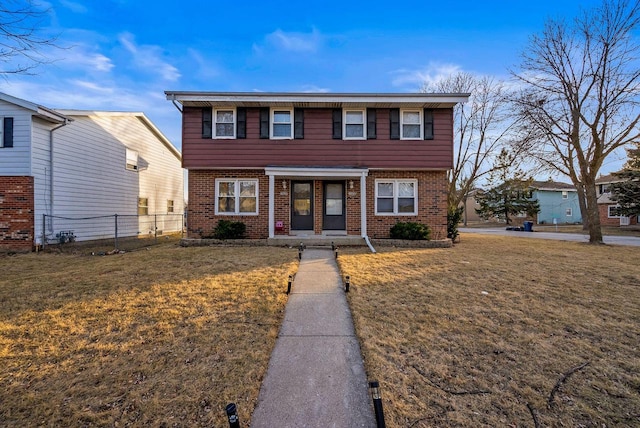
[596, 174, 638, 226]
[530, 180, 582, 224]
[166, 92, 468, 242]
[0, 92, 184, 252]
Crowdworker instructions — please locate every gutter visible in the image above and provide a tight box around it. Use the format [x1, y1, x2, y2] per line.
[47, 119, 71, 236]
[364, 235, 377, 254]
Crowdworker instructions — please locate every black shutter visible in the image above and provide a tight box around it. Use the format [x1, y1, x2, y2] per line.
[294, 108, 304, 139]
[332, 109, 342, 139]
[202, 108, 212, 139]
[260, 107, 270, 139]
[3, 117, 13, 148]
[236, 107, 246, 139]
[424, 109, 434, 140]
[389, 108, 400, 140]
[366, 108, 377, 139]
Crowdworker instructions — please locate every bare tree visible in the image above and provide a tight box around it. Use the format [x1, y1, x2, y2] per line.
[512, 0, 640, 243]
[423, 72, 518, 223]
[0, 0, 56, 75]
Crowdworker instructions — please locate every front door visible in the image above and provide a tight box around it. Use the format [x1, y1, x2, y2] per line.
[291, 181, 314, 230]
[323, 181, 346, 230]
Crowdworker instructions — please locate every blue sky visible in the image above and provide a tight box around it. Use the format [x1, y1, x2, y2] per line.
[3, 0, 625, 175]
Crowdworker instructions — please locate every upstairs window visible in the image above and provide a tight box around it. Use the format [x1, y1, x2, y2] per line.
[401, 110, 423, 139]
[562, 191, 568, 199]
[271, 109, 293, 139]
[0, 117, 14, 148]
[343, 109, 366, 139]
[375, 179, 418, 215]
[126, 148, 138, 171]
[214, 108, 236, 138]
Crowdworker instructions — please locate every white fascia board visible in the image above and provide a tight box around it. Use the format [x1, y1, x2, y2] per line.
[265, 166, 369, 178]
[0, 92, 68, 123]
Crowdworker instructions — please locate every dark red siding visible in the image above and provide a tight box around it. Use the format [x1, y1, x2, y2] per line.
[182, 107, 454, 170]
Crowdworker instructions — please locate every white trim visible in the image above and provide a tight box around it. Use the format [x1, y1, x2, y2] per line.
[268, 175, 275, 238]
[608, 205, 622, 218]
[265, 166, 369, 178]
[215, 178, 259, 215]
[270, 107, 293, 139]
[400, 109, 423, 140]
[343, 108, 366, 140]
[360, 173, 367, 237]
[565, 207, 572, 216]
[374, 179, 418, 215]
[213, 107, 236, 139]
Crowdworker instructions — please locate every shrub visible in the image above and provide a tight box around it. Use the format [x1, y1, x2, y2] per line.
[447, 206, 464, 241]
[212, 220, 246, 240]
[389, 221, 431, 240]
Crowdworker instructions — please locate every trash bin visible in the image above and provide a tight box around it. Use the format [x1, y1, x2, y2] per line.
[523, 221, 533, 232]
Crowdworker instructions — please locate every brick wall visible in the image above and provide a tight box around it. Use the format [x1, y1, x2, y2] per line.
[0, 176, 35, 252]
[598, 203, 638, 226]
[187, 169, 448, 240]
[188, 170, 269, 239]
[366, 170, 448, 239]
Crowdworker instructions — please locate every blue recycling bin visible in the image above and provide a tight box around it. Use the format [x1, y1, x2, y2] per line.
[523, 221, 533, 232]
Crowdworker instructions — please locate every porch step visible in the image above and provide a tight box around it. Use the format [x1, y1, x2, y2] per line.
[267, 235, 366, 247]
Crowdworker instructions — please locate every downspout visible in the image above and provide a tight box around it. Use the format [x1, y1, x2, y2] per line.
[48, 119, 70, 236]
[169, 94, 183, 113]
[363, 235, 377, 254]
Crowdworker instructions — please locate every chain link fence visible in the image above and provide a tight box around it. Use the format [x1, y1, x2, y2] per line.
[42, 214, 184, 252]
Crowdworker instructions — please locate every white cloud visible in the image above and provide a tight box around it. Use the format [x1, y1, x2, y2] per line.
[391, 62, 462, 90]
[298, 84, 331, 93]
[118, 32, 181, 81]
[59, 0, 89, 13]
[263, 28, 323, 53]
[187, 49, 220, 79]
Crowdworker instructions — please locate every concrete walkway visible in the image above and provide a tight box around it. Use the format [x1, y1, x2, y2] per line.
[460, 227, 640, 247]
[251, 249, 376, 428]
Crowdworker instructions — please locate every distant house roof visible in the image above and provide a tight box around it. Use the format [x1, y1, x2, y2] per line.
[530, 180, 576, 191]
[165, 91, 470, 109]
[595, 173, 622, 184]
[0, 92, 69, 124]
[55, 110, 181, 161]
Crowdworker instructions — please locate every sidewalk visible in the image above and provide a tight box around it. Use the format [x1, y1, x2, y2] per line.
[251, 248, 376, 428]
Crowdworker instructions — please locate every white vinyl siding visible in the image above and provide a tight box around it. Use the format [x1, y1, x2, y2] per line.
[0, 100, 32, 175]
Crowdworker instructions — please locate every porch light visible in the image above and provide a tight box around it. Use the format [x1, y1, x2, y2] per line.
[282, 180, 287, 190]
[349, 180, 354, 189]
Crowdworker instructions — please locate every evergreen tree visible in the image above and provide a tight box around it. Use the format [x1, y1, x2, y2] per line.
[610, 141, 640, 217]
[475, 149, 540, 224]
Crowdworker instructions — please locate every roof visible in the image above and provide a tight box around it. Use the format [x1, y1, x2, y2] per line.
[530, 180, 576, 191]
[55, 110, 181, 160]
[595, 173, 622, 184]
[0, 92, 69, 124]
[165, 91, 470, 109]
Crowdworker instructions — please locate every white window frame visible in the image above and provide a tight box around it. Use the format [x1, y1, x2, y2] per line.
[138, 197, 149, 215]
[608, 205, 622, 218]
[213, 108, 236, 139]
[374, 179, 418, 216]
[270, 108, 293, 139]
[215, 179, 259, 215]
[565, 208, 572, 216]
[400, 109, 423, 140]
[343, 109, 366, 140]
[562, 191, 568, 199]
[167, 200, 174, 213]
[126, 148, 138, 171]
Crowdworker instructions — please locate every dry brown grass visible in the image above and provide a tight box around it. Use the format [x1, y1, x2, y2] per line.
[0, 243, 297, 427]
[339, 235, 640, 427]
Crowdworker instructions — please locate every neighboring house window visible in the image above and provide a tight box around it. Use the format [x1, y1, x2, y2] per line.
[271, 108, 293, 139]
[375, 179, 418, 215]
[214, 108, 236, 138]
[126, 148, 138, 171]
[566, 208, 572, 216]
[167, 200, 174, 213]
[343, 109, 366, 139]
[216, 179, 258, 215]
[599, 184, 611, 195]
[562, 191, 568, 199]
[608, 205, 622, 218]
[138, 198, 149, 215]
[401, 110, 422, 139]
[0, 117, 14, 148]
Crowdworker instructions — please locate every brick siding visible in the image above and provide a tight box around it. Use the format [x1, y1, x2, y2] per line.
[187, 169, 448, 239]
[0, 176, 35, 252]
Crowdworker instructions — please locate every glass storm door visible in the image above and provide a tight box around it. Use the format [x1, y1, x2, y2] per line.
[323, 181, 346, 230]
[291, 181, 314, 230]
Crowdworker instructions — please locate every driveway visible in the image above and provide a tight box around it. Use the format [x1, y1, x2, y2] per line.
[459, 227, 640, 247]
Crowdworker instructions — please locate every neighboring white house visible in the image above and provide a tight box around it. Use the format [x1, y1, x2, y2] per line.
[0, 92, 184, 251]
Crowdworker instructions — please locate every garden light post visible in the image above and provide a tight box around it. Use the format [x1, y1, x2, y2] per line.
[369, 381, 386, 428]
[225, 403, 240, 428]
